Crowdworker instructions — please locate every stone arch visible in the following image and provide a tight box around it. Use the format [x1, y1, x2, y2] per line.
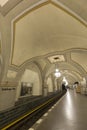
[15, 62, 43, 100]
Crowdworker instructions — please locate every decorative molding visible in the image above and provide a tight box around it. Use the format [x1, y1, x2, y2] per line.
[10, 48, 87, 68]
[51, 0, 87, 27]
[48, 55, 65, 63]
[0, 0, 22, 16]
[11, 0, 87, 67]
[10, 0, 50, 67]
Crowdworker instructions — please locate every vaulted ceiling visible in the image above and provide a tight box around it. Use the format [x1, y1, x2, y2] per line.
[0, 0, 87, 83]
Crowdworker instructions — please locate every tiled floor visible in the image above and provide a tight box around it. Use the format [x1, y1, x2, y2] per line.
[35, 90, 87, 130]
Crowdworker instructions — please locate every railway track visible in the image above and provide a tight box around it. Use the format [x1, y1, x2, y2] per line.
[1, 90, 66, 130]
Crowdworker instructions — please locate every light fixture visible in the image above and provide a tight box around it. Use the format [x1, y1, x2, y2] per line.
[55, 69, 59, 72]
[54, 71, 61, 77]
[54, 63, 61, 78]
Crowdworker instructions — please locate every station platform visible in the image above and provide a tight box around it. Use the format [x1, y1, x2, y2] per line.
[32, 90, 87, 130]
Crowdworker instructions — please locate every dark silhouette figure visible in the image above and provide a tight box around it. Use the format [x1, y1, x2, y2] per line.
[62, 83, 66, 91]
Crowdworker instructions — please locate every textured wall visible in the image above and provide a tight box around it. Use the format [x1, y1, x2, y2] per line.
[0, 86, 16, 111]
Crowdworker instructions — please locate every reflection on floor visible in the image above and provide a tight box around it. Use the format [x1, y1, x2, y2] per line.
[35, 90, 87, 130]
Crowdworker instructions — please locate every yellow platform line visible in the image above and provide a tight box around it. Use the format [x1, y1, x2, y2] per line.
[2, 94, 61, 130]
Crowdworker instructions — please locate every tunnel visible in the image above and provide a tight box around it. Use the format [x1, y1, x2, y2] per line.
[0, 0, 87, 130]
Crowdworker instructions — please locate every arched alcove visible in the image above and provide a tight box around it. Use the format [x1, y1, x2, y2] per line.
[15, 62, 43, 100]
[21, 69, 41, 95]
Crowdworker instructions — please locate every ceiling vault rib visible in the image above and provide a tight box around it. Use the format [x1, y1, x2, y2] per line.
[11, 0, 87, 66]
[1, 0, 87, 81]
[51, 0, 87, 27]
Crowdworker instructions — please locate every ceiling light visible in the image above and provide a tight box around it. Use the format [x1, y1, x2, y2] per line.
[48, 55, 65, 63]
[54, 71, 61, 78]
[55, 69, 59, 72]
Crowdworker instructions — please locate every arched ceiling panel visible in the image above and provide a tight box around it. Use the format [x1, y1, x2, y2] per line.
[12, 3, 87, 66]
[35, 59, 47, 70]
[60, 74, 78, 83]
[45, 62, 82, 77]
[45, 63, 82, 80]
[61, 70, 82, 80]
[71, 52, 87, 72]
[54, 70, 80, 85]
[71, 70, 83, 80]
[56, 0, 87, 22]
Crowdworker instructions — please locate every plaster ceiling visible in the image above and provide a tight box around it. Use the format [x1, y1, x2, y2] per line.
[71, 52, 87, 72]
[60, 73, 78, 83]
[0, 0, 87, 81]
[61, 70, 82, 80]
[45, 63, 82, 79]
[54, 70, 80, 85]
[35, 59, 47, 70]
[56, 0, 87, 22]
[12, 3, 87, 66]
[60, 76, 77, 85]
